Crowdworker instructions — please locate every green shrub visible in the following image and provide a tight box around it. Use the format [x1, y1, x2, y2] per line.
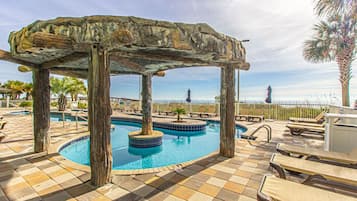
[19, 101, 32, 107]
[78, 102, 87, 109]
[51, 102, 58, 107]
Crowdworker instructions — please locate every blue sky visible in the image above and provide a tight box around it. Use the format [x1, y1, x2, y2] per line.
[0, 0, 356, 104]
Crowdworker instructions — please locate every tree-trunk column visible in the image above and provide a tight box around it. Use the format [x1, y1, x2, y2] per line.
[220, 65, 236, 158]
[141, 73, 153, 135]
[88, 44, 112, 186]
[33, 68, 50, 153]
[342, 81, 350, 107]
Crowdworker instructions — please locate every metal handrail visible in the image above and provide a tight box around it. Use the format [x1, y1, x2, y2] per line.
[74, 111, 88, 129]
[245, 124, 272, 142]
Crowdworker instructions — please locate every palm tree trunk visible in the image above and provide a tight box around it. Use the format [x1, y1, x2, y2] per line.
[58, 94, 67, 111]
[342, 81, 350, 106]
[336, 43, 354, 107]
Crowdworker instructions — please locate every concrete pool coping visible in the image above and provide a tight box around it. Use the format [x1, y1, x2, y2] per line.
[51, 114, 248, 175]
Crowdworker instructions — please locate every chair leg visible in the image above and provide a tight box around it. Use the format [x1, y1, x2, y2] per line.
[290, 128, 303, 135]
[303, 175, 357, 193]
[303, 174, 326, 185]
[269, 162, 286, 179]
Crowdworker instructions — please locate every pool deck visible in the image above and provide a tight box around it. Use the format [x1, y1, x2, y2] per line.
[0, 109, 325, 201]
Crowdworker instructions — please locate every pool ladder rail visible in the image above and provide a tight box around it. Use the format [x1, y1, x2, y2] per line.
[244, 124, 272, 143]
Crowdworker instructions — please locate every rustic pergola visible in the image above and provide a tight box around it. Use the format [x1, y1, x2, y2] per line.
[0, 16, 249, 186]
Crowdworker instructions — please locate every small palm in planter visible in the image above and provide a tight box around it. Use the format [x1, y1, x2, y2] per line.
[173, 108, 186, 122]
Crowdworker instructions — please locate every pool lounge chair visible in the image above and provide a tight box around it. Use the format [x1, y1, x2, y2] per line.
[289, 112, 325, 124]
[189, 112, 201, 118]
[257, 175, 357, 201]
[269, 153, 357, 192]
[235, 115, 264, 122]
[276, 143, 357, 168]
[247, 115, 264, 122]
[158, 111, 176, 116]
[235, 115, 249, 121]
[286, 122, 325, 135]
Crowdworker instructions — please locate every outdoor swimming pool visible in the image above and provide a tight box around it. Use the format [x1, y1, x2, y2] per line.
[59, 120, 246, 170]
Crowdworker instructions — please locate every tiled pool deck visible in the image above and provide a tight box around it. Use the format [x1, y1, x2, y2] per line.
[0, 110, 324, 201]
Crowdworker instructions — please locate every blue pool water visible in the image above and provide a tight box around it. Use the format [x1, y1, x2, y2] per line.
[59, 120, 246, 170]
[50, 113, 85, 122]
[8, 110, 31, 115]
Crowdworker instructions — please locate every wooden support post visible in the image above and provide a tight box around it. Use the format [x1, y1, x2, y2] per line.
[141, 73, 153, 135]
[220, 65, 236, 158]
[32, 68, 50, 153]
[88, 44, 112, 186]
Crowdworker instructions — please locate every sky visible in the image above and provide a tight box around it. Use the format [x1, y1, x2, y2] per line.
[0, 0, 356, 104]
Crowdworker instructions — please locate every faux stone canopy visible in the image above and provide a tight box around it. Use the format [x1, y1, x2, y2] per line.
[8, 15, 249, 78]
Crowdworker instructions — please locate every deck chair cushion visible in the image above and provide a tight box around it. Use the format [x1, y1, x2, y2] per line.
[276, 143, 357, 165]
[270, 153, 357, 186]
[258, 175, 357, 201]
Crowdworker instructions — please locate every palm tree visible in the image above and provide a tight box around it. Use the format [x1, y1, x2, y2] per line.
[173, 108, 186, 122]
[304, 2, 356, 106]
[314, 0, 356, 17]
[3, 80, 25, 99]
[50, 77, 71, 111]
[66, 78, 87, 101]
[23, 83, 33, 100]
[50, 77, 87, 111]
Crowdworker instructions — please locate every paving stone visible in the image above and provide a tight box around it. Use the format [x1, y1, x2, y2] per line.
[104, 186, 129, 200]
[41, 190, 72, 201]
[188, 191, 214, 201]
[37, 184, 63, 196]
[198, 183, 220, 197]
[214, 170, 232, 180]
[163, 195, 185, 201]
[0, 176, 25, 188]
[223, 181, 245, 194]
[157, 180, 177, 193]
[117, 178, 144, 191]
[207, 177, 227, 187]
[241, 187, 257, 199]
[146, 190, 169, 201]
[58, 177, 83, 189]
[182, 178, 204, 190]
[66, 183, 94, 197]
[216, 188, 240, 201]
[75, 190, 103, 201]
[32, 179, 58, 192]
[171, 186, 196, 200]
[190, 173, 210, 183]
[111, 192, 143, 201]
[133, 185, 156, 197]
[238, 195, 256, 201]
[229, 175, 250, 185]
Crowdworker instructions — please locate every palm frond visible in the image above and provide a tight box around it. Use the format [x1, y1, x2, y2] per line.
[303, 39, 335, 63]
[314, 0, 356, 16]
